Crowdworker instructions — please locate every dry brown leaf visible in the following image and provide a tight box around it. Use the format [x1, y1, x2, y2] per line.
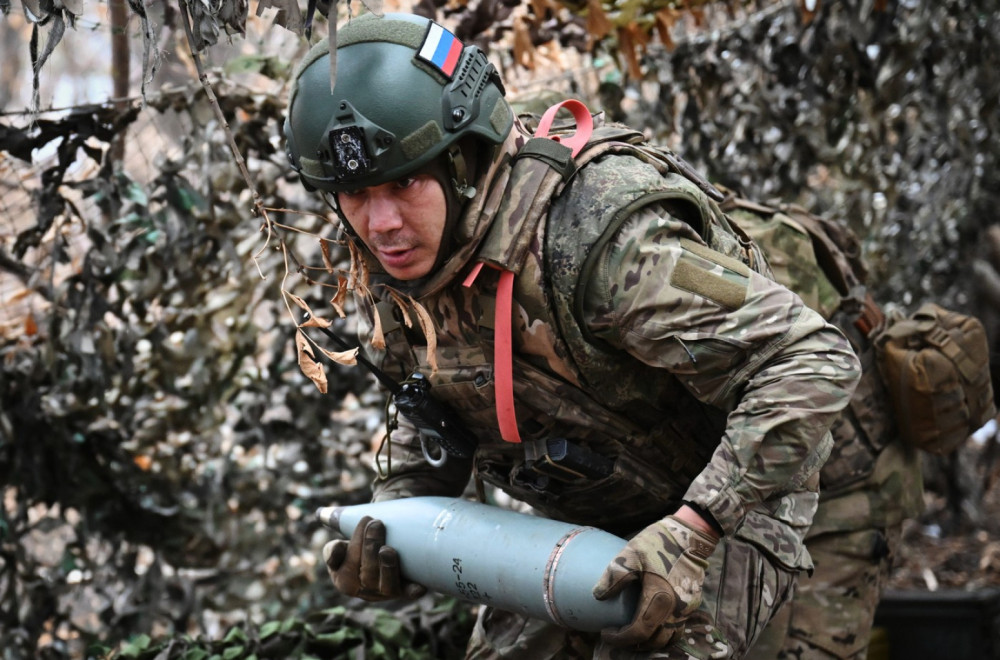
[371, 305, 386, 350]
[24, 312, 37, 337]
[617, 24, 645, 80]
[300, 314, 332, 328]
[287, 292, 311, 313]
[296, 329, 328, 393]
[358, 249, 369, 288]
[409, 296, 438, 375]
[388, 290, 413, 328]
[585, 0, 613, 44]
[654, 9, 680, 51]
[318, 345, 358, 366]
[799, 0, 820, 24]
[347, 240, 360, 290]
[513, 17, 536, 70]
[346, 239, 370, 292]
[288, 293, 331, 327]
[321, 239, 336, 274]
[330, 274, 349, 316]
[133, 455, 153, 471]
[527, 0, 549, 27]
[6, 288, 33, 304]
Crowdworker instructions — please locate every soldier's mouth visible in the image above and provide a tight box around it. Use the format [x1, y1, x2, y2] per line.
[376, 246, 416, 269]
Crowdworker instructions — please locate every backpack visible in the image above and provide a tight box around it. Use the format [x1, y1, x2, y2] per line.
[873, 303, 995, 454]
[723, 193, 996, 455]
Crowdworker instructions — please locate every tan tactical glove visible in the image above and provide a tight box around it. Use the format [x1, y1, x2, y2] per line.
[322, 516, 427, 601]
[593, 515, 718, 650]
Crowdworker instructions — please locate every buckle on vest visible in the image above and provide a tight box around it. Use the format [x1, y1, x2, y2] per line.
[853, 291, 885, 337]
[521, 437, 615, 485]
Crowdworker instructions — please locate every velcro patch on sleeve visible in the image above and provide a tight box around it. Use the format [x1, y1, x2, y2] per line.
[670, 238, 751, 310]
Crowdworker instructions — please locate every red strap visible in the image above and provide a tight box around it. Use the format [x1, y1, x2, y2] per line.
[492, 270, 521, 443]
[462, 261, 485, 287]
[534, 99, 593, 158]
[464, 264, 522, 444]
[459, 99, 594, 445]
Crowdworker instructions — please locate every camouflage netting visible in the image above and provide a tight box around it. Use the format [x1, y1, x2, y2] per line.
[0, 79, 430, 659]
[1, 0, 999, 659]
[636, 0, 1000, 316]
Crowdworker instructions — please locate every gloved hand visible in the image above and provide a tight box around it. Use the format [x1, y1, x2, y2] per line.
[323, 515, 427, 601]
[593, 515, 718, 649]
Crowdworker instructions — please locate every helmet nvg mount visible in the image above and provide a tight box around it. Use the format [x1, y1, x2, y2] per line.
[285, 12, 514, 193]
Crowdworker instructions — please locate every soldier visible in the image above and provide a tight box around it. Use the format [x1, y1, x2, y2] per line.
[283, 12, 861, 659]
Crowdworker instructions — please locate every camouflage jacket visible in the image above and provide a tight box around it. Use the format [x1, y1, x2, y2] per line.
[725, 201, 924, 534]
[359, 118, 861, 571]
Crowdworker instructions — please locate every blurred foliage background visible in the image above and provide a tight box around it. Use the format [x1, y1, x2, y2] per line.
[1, 0, 999, 658]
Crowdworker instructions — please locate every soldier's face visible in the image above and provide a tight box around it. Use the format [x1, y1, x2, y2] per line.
[338, 174, 447, 280]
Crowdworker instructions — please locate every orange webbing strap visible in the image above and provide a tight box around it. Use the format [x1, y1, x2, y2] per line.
[463, 100, 594, 445]
[534, 99, 593, 155]
[463, 263, 521, 443]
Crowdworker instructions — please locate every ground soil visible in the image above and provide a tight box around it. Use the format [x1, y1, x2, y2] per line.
[887, 424, 1000, 594]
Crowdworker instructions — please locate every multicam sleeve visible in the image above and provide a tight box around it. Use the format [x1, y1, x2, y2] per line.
[582, 207, 861, 536]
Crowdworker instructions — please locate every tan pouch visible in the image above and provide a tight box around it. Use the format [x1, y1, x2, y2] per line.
[874, 302, 996, 454]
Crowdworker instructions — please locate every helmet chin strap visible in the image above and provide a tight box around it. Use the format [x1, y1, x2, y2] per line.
[324, 192, 359, 239]
[424, 141, 481, 272]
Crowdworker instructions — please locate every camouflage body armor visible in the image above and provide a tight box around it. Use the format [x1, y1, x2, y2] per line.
[369, 120, 819, 571]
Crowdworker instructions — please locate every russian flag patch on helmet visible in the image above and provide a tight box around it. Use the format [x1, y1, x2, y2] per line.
[417, 22, 463, 78]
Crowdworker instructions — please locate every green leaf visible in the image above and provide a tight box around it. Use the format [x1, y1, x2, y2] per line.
[317, 606, 347, 618]
[222, 645, 244, 659]
[259, 621, 282, 639]
[369, 639, 388, 659]
[118, 634, 152, 658]
[313, 628, 360, 646]
[371, 613, 406, 642]
[315, 627, 364, 646]
[181, 649, 210, 660]
[123, 180, 149, 206]
[86, 643, 114, 657]
[59, 551, 78, 573]
[114, 211, 146, 226]
[222, 628, 248, 644]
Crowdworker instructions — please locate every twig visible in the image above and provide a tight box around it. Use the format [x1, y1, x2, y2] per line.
[0, 248, 35, 283]
[177, 0, 269, 237]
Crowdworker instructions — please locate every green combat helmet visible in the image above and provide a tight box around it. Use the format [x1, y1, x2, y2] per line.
[284, 12, 514, 193]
